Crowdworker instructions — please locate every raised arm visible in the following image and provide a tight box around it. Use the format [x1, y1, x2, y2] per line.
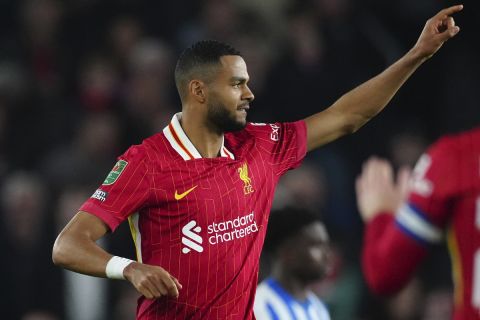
[52, 211, 182, 299]
[355, 158, 427, 294]
[305, 5, 463, 151]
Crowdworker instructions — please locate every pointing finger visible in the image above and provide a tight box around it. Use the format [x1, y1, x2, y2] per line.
[435, 4, 463, 19]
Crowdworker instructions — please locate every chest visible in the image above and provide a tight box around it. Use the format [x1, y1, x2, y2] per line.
[149, 158, 275, 223]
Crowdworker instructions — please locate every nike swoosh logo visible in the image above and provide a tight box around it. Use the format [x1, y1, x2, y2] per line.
[174, 185, 198, 200]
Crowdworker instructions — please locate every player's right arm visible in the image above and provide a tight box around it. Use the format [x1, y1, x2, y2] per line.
[52, 211, 111, 277]
[52, 211, 182, 299]
[52, 145, 182, 299]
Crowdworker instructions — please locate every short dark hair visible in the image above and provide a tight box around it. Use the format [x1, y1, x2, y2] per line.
[264, 207, 322, 253]
[174, 40, 241, 102]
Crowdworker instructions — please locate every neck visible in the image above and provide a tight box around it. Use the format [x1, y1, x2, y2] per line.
[271, 263, 309, 301]
[180, 109, 224, 158]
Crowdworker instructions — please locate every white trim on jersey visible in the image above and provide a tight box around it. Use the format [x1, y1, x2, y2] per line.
[163, 113, 235, 160]
[163, 124, 193, 160]
[221, 145, 235, 159]
[396, 204, 443, 244]
[169, 113, 202, 159]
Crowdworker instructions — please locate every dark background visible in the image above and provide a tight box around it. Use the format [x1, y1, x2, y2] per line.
[0, 0, 477, 319]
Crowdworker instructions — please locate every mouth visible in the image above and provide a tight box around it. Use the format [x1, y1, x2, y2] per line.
[237, 104, 250, 112]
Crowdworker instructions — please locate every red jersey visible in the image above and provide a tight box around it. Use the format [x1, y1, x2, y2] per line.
[80, 114, 307, 319]
[363, 127, 480, 320]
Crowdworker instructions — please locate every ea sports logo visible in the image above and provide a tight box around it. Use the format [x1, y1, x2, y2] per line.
[182, 220, 203, 254]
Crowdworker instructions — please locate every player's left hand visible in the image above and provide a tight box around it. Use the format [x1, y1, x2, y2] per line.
[355, 157, 411, 222]
[412, 4, 463, 60]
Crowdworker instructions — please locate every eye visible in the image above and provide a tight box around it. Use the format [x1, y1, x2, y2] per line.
[233, 83, 241, 88]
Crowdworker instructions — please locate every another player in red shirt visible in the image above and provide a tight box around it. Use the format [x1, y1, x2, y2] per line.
[53, 6, 462, 319]
[356, 127, 480, 320]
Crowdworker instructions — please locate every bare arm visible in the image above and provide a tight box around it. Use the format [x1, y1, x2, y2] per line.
[52, 211, 112, 276]
[305, 5, 463, 151]
[52, 211, 182, 298]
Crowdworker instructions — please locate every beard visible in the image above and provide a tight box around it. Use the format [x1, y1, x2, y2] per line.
[206, 100, 247, 133]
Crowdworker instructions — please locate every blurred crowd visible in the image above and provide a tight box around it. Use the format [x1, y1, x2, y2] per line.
[0, 0, 478, 319]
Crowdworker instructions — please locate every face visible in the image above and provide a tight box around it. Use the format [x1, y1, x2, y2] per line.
[205, 55, 255, 133]
[285, 222, 331, 283]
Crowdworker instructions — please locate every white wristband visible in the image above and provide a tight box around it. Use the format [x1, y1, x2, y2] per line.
[105, 256, 134, 280]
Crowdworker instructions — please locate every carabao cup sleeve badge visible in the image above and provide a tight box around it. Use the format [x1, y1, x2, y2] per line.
[103, 160, 128, 185]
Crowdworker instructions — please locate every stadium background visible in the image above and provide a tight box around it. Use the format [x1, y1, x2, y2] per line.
[0, 0, 478, 319]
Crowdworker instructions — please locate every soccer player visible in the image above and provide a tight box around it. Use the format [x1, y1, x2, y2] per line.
[52, 5, 463, 319]
[254, 207, 331, 320]
[356, 127, 480, 319]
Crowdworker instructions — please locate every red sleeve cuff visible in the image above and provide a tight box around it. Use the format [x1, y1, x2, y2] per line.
[79, 201, 123, 232]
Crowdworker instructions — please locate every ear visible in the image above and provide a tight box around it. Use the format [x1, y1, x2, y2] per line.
[188, 80, 207, 103]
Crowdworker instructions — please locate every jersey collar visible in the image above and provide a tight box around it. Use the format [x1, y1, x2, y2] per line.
[163, 113, 235, 160]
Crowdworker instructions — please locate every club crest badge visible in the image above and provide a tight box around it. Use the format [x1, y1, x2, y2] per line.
[238, 163, 254, 195]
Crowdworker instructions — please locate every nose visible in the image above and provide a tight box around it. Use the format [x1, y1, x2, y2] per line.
[243, 85, 255, 102]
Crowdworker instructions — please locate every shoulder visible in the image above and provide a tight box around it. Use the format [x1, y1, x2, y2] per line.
[427, 134, 457, 157]
[420, 127, 480, 172]
[255, 279, 272, 296]
[307, 292, 331, 319]
[429, 126, 480, 156]
[126, 132, 170, 161]
[226, 121, 305, 142]
[255, 278, 279, 302]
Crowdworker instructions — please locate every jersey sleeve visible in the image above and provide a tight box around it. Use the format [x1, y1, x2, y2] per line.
[362, 212, 428, 295]
[363, 137, 461, 295]
[79, 145, 151, 232]
[397, 137, 459, 245]
[248, 120, 307, 176]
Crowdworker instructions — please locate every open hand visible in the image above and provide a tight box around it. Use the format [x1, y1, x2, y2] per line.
[413, 4, 463, 59]
[355, 157, 411, 222]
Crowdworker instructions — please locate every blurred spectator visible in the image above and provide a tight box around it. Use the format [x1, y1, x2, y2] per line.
[255, 207, 332, 319]
[274, 161, 328, 211]
[421, 288, 453, 320]
[78, 55, 120, 112]
[111, 283, 139, 320]
[22, 310, 60, 320]
[178, 0, 240, 47]
[19, 0, 65, 97]
[385, 278, 424, 320]
[388, 130, 428, 169]
[123, 38, 177, 141]
[0, 171, 60, 318]
[0, 100, 7, 176]
[107, 16, 144, 72]
[42, 112, 121, 190]
[55, 186, 107, 320]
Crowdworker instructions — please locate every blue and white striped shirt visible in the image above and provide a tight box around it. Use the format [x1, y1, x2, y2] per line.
[254, 278, 331, 320]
